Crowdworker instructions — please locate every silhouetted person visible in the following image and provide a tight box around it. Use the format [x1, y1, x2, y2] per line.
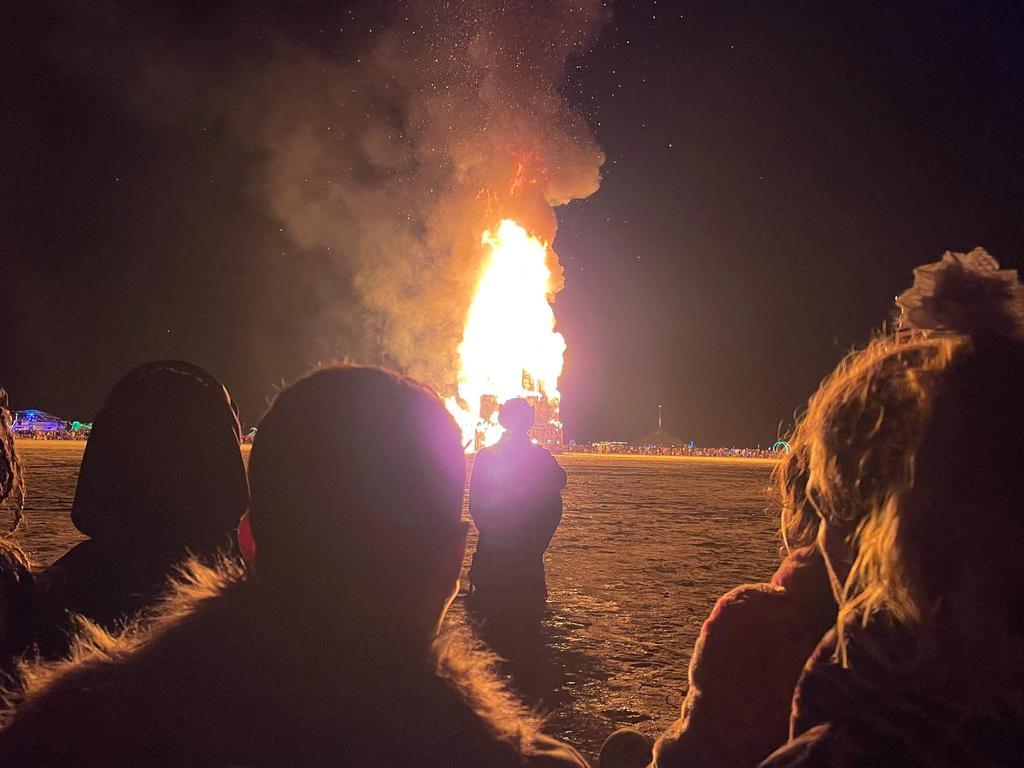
[0, 366, 588, 767]
[468, 398, 567, 615]
[34, 361, 249, 658]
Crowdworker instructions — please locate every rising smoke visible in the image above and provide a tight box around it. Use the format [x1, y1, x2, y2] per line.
[18, 0, 606, 404]
[250, 1, 607, 397]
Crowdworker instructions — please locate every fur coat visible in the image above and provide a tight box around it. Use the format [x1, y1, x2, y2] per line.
[0, 560, 587, 768]
[652, 547, 836, 768]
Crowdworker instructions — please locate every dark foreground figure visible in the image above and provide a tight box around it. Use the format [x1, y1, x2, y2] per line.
[0, 389, 32, 675]
[0, 366, 587, 767]
[759, 250, 1024, 767]
[468, 398, 567, 615]
[33, 361, 249, 658]
[604, 249, 1024, 768]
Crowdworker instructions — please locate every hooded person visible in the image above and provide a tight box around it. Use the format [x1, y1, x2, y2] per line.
[467, 398, 567, 614]
[33, 361, 249, 658]
[0, 365, 588, 768]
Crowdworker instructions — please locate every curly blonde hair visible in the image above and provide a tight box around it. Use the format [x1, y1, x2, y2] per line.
[775, 332, 958, 557]
[772, 332, 961, 649]
[845, 331, 1024, 694]
[777, 327, 1024, 704]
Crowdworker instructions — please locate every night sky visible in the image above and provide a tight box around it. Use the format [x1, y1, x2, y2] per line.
[5, 1, 1023, 446]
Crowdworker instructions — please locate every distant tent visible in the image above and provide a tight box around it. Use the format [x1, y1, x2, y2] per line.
[632, 429, 686, 447]
[13, 410, 67, 433]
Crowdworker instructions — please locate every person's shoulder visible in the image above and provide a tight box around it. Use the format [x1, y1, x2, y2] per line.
[757, 723, 852, 768]
[430, 630, 588, 766]
[792, 619, 921, 740]
[45, 538, 101, 567]
[769, 548, 833, 611]
[528, 444, 560, 461]
[702, 582, 786, 641]
[0, 629, 137, 764]
[33, 541, 116, 657]
[37, 539, 102, 587]
[522, 733, 591, 768]
[2, 564, 249, 763]
[529, 446, 567, 479]
[789, 628, 849, 738]
[689, 582, 790, 684]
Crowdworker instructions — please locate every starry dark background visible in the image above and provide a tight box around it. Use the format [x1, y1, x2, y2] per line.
[4, 0, 1024, 445]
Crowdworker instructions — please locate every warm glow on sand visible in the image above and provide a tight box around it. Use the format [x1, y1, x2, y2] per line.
[447, 219, 565, 450]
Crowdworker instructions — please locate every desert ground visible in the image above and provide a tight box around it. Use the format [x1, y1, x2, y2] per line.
[13, 441, 780, 759]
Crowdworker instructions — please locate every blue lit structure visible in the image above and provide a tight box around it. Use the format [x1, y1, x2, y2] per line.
[13, 410, 69, 433]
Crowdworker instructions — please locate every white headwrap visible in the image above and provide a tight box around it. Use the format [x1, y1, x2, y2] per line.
[896, 247, 1024, 338]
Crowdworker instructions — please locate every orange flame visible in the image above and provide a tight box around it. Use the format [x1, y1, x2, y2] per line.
[447, 219, 565, 450]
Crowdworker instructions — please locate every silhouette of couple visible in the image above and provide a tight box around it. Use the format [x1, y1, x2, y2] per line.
[469, 397, 568, 616]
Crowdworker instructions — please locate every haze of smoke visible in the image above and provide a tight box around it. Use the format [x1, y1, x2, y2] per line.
[253, 1, 607, 398]
[25, 1, 606, 402]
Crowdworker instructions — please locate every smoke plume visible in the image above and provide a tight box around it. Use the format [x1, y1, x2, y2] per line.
[249, 1, 607, 396]
[14, 0, 606, 406]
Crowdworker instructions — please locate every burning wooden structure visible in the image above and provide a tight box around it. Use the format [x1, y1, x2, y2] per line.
[446, 219, 566, 453]
[475, 371, 563, 452]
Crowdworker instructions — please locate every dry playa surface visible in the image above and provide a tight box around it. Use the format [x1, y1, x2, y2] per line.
[14, 442, 780, 760]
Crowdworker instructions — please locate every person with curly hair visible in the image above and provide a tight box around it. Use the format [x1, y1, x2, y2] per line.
[33, 361, 250, 658]
[762, 249, 1024, 767]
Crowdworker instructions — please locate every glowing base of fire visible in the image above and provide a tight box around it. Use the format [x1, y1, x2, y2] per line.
[475, 392, 562, 452]
[446, 218, 566, 453]
[446, 388, 563, 453]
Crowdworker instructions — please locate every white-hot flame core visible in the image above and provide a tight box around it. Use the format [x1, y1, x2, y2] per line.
[447, 219, 565, 450]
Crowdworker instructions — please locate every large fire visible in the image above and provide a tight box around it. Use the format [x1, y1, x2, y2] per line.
[447, 219, 565, 452]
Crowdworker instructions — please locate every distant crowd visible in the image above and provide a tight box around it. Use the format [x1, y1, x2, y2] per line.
[12, 429, 89, 441]
[568, 443, 780, 459]
[16, 430, 781, 458]
[0, 247, 1022, 768]
[15, 424, 782, 458]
